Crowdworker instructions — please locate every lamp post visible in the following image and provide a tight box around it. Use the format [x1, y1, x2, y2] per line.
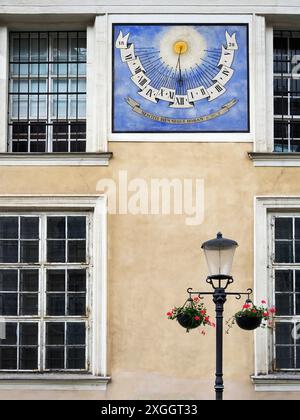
[186, 233, 252, 401]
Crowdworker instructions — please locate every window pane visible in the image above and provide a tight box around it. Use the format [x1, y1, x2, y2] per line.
[274, 78, 288, 95]
[296, 240, 300, 263]
[46, 347, 64, 370]
[46, 323, 64, 345]
[68, 240, 86, 263]
[47, 294, 65, 316]
[47, 270, 65, 292]
[296, 347, 300, 369]
[20, 217, 39, 239]
[0, 294, 17, 316]
[68, 294, 86, 316]
[0, 270, 18, 292]
[275, 218, 293, 239]
[274, 121, 288, 139]
[19, 324, 38, 346]
[274, 139, 289, 152]
[19, 347, 38, 370]
[66, 347, 85, 370]
[20, 270, 38, 292]
[274, 36, 288, 55]
[291, 123, 300, 139]
[276, 346, 295, 369]
[274, 98, 288, 115]
[0, 348, 17, 370]
[276, 323, 294, 345]
[296, 271, 300, 292]
[68, 270, 86, 292]
[67, 217, 86, 239]
[291, 141, 300, 153]
[0, 241, 18, 263]
[20, 241, 39, 263]
[0, 323, 17, 345]
[20, 294, 38, 316]
[275, 241, 293, 263]
[275, 270, 293, 292]
[47, 240, 66, 263]
[47, 217, 66, 239]
[67, 323, 85, 345]
[0, 217, 18, 239]
[291, 99, 300, 116]
[275, 293, 294, 316]
[296, 294, 300, 315]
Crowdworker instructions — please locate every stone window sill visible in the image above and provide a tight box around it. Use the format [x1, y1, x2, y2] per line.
[0, 374, 111, 390]
[248, 152, 300, 167]
[0, 153, 113, 166]
[252, 374, 300, 392]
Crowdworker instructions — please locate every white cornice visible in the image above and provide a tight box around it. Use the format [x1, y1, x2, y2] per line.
[0, 153, 112, 166]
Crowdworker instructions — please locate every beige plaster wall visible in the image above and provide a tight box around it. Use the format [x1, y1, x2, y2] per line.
[0, 142, 299, 400]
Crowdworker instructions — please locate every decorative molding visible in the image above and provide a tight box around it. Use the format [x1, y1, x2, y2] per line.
[0, 153, 113, 166]
[0, 195, 109, 384]
[0, 374, 111, 391]
[249, 152, 300, 167]
[2, 1, 300, 16]
[254, 197, 300, 391]
[252, 375, 300, 392]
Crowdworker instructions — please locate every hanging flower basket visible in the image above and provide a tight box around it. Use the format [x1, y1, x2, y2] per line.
[176, 313, 202, 330]
[226, 300, 276, 334]
[166, 296, 215, 333]
[235, 315, 262, 331]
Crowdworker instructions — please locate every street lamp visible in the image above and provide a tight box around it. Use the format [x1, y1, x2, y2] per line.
[202, 232, 238, 279]
[186, 233, 252, 401]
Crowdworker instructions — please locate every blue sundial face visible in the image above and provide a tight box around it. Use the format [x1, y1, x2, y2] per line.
[113, 24, 249, 133]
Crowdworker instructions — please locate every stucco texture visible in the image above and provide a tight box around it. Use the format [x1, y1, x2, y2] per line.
[0, 142, 299, 400]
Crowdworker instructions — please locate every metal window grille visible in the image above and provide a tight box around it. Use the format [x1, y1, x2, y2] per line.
[272, 216, 300, 371]
[0, 214, 91, 372]
[274, 31, 300, 152]
[8, 32, 87, 153]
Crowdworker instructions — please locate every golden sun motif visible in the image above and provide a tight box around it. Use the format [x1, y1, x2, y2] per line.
[173, 41, 189, 55]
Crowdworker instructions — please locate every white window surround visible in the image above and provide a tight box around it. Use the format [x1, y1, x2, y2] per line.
[0, 18, 112, 166]
[108, 13, 254, 143]
[250, 17, 300, 166]
[0, 195, 109, 391]
[253, 196, 300, 392]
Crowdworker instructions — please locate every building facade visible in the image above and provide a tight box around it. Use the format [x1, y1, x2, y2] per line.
[0, 0, 299, 400]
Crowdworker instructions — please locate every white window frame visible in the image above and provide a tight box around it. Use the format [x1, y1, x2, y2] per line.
[0, 18, 110, 166]
[253, 196, 300, 392]
[250, 17, 300, 166]
[0, 195, 109, 391]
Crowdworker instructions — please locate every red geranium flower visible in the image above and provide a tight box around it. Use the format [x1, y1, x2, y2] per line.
[243, 304, 251, 309]
[194, 316, 200, 321]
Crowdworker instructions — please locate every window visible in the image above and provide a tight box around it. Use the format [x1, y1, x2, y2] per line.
[273, 216, 300, 371]
[274, 31, 300, 153]
[8, 32, 87, 153]
[0, 214, 91, 372]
